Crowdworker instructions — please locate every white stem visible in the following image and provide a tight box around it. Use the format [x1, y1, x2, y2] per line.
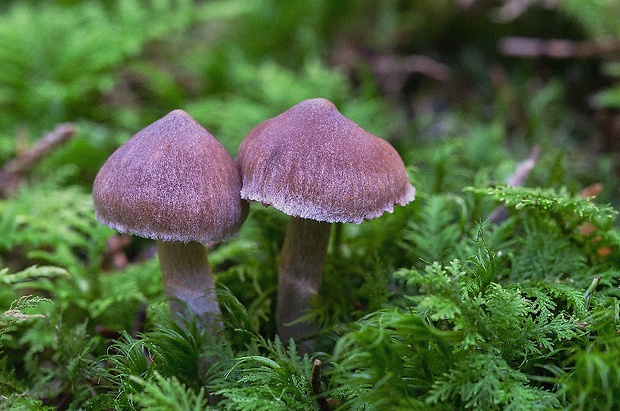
[156, 240, 221, 331]
[277, 217, 331, 350]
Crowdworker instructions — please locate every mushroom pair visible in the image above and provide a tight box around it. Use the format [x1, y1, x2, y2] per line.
[93, 99, 415, 348]
[93, 110, 247, 332]
[237, 98, 415, 348]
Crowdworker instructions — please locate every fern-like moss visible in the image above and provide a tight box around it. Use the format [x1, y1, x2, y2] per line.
[211, 337, 318, 411]
[331, 238, 583, 410]
[128, 371, 212, 411]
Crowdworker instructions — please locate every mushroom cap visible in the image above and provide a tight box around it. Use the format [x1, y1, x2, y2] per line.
[237, 98, 415, 224]
[93, 109, 248, 243]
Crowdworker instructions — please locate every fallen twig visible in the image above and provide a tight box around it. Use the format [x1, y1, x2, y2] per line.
[370, 54, 450, 96]
[499, 37, 619, 59]
[488, 146, 540, 224]
[0, 123, 76, 197]
[371, 54, 451, 82]
[311, 359, 332, 411]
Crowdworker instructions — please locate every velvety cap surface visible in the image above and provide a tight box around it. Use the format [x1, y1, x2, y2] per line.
[93, 109, 248, 243]
[237, 98, 415, 224]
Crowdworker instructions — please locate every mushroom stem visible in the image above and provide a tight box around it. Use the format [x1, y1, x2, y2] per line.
[277, 217, 331, 349]
[156, 240, 221, 331]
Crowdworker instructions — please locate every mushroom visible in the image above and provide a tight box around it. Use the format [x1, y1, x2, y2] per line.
[93, 109, 248, 331]
[237, 98, 415, 348]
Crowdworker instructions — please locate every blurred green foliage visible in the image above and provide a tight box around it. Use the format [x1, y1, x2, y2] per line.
[1, 0, 620, 409]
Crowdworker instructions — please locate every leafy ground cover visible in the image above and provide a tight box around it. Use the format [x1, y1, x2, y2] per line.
[1, 0, 620, 410]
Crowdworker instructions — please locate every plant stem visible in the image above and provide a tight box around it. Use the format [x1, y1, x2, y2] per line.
[311, 359, 332, 411]
[277, 217, 331, 351]
[156, 240, 221, 331]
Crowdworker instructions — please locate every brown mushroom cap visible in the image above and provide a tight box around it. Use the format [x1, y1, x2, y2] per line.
[237, 98, 415, 224]
[93, 109, 248, 243]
